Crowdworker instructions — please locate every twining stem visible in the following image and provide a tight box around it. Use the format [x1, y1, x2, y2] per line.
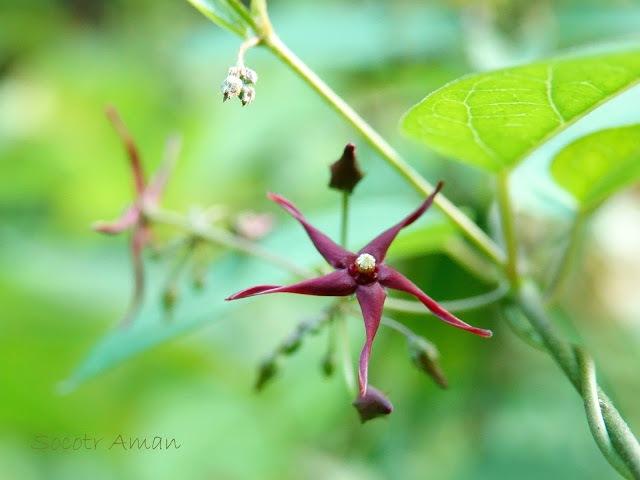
[495, 171, 519, 286]
[545, 211, 585, 304]
[576, 346, 634, 480]
[144, 206, 313, 279]
[517, 282, 640, 479]
[263, 33, 506, 269]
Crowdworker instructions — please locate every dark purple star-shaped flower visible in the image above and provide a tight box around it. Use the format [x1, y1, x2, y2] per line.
[226, 181, 492, 396]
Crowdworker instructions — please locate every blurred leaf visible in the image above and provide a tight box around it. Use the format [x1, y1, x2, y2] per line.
[401, 47, 640, 172]
[550, 124, 640, 213]
[186, 0, 252, 38]
[63, 196, 459, 390]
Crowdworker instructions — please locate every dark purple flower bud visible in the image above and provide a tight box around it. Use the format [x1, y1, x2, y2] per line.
[408, 336, 449, 389]
[352, 386, 393, 423]
[329, 143, 365, 194]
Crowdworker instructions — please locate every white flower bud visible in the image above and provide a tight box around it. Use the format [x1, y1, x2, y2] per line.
[227, 66, 240, 76]
[240, 86, 256, 106]
[240, 67, 258, 85]
[221, 75, 243, 102]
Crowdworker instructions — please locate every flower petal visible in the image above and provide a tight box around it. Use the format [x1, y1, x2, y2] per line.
[105, 105, 146, 195]
[378, 265, 492, 338]
[355, 282, 387, 396]
[93, 205, 140, 234]
[226, 270, 357, 301]
[268, 193, 356, 268]
[144, 134, 182, 203]
[358, 181, 443, 262]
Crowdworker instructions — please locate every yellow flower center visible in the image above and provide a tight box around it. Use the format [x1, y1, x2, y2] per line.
[355, 253, 376, 274]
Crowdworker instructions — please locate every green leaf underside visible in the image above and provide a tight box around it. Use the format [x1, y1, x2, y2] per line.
[551, 124, 640, 212]
[186, 0, 251, 38]
[402, 49, 640, 172]
[63, 198, 459, 391]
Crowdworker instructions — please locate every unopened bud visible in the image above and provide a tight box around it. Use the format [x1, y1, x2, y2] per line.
[352, 386, 393, 423]
[221, 75, 243, 102]
[228, 66, 240, 76]
[162, 285, 179, 312]
[408, 336, 448, 389]
[254, 357, 278, 392]
[240, 67, 258, 85]
[329, 143, 365, 194]
[321, 350, 335, 377]
[240, 86, 255, 106]
[280, 334, 302, 355]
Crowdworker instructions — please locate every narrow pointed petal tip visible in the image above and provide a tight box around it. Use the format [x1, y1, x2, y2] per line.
[352, 386, 393, 423]
[266, 192, 355, 268]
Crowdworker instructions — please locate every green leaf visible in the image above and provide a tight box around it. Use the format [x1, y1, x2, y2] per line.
[401, 48, 640, 172]
[186, 0, 252, 38]
[550, 124, 640, 212]
[62, 196, 460, 391]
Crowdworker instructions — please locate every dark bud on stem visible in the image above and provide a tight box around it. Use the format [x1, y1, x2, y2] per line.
[321, 350, 335, 377]
[254, 357, 278, 392]
[329, 143, 365, 194]
[162, 285, 179, 313]
[407, 336, 449, 389]
[352, 386, 393, 423]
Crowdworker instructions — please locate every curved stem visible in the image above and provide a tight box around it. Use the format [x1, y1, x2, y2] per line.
[384, 283, 509, 315]
[517, 281, 640, 479]
[263, 33, 506, 269]
[236, 36, 261, 69]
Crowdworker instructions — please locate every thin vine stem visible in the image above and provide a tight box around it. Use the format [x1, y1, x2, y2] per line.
[545, 211, 585, 304]
[384, 283, 509, 315]
[144, 206, 314, 279]
[495, 171, 519, 286]
[340, 192, 349, 248]
[517, 281, 640, 479]
[262, 33, 506, 268]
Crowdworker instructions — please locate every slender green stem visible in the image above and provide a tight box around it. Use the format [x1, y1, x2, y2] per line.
[144, 206, 314, 279]
[263, 33, 506, 268]
[340, 192, 349, 248]
[545, 211, 585, 304]
[517, 281, 640, 479]
[380, 316, 415, 338]
[339, 314, 357, 396]
[495, 171, 519, 286]
[384, 283, 509, 315]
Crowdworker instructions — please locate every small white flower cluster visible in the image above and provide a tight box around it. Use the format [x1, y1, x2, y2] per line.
[221, 66, 258, 106]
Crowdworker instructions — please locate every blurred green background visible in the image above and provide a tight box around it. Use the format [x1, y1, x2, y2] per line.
[1, 0, 640, 479]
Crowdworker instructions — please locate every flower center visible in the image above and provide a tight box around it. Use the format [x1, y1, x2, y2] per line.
[348, 253, 378, 285]
[355, 253, 376, 273]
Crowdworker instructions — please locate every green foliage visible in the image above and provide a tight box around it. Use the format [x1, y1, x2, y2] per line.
[551, 124, 640, 213]
[402, 48, 640, 172]
[186, 0, 252, 38]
